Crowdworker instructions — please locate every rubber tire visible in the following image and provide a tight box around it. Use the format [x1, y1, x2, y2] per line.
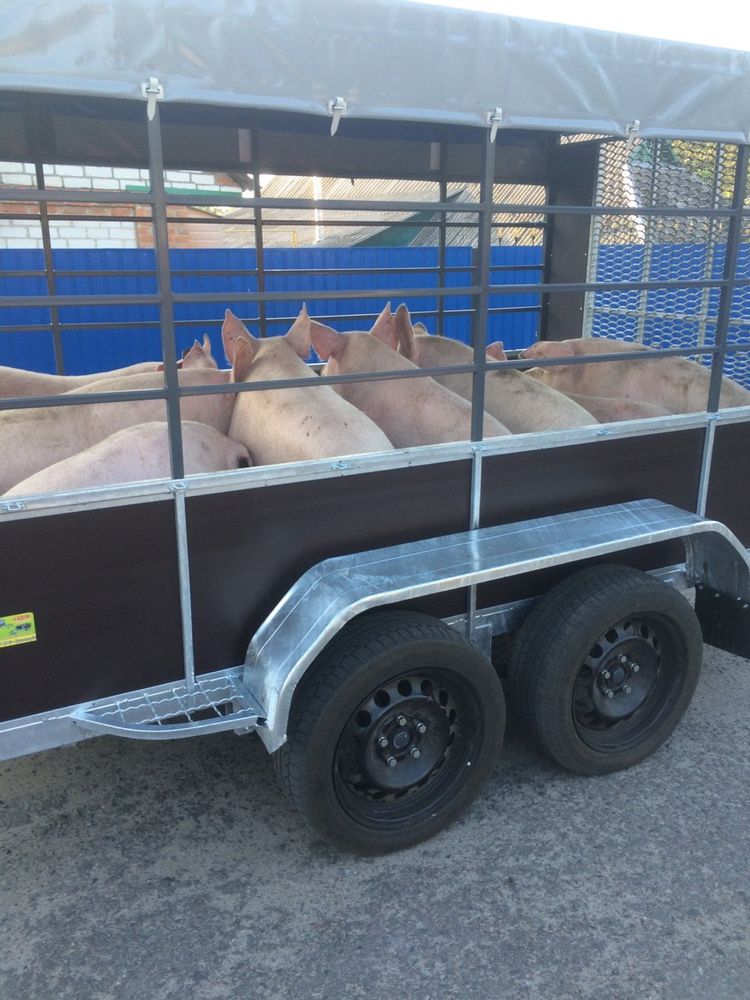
[508, 564, 703, 775]
[274, 610, 506, 854]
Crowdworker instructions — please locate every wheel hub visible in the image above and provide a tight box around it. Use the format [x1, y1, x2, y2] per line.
[576, 621, 661, 725]
[339, 674, 458, 799]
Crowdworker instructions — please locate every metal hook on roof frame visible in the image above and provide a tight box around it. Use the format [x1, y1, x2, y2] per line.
[625, 119, 640, 150]
[328, 96, 348, 136]
[141, 77, 164, 121]
[487, 108, 504, 143]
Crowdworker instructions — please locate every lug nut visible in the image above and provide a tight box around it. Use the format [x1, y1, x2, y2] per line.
[632, 663, 640, 673]
[623, 685, 632, 694]
[410, 747, 421, 759]
[386, 756, 398, 768]
[618, 654, 628, 664]
[605, 690, 614, 699]
[416, 722, 427, 734]
[601, 670, 611, 680]
[396, 715, 407, 727]
[378, 736, 389, 749]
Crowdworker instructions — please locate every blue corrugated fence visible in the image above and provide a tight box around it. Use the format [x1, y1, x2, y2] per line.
[2, 244, 748, 378]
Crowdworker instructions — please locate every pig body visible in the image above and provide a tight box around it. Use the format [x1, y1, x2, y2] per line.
[309, 306, 509, 446]
[0, 368, 234, 493]
[0, 361, 162, 399]
[560, 391, 671, 422]
[402, 333, 594, 432]
[4, 422, 251, 496]
[223, 310, 394, 466]
[522, 337, 750, 412]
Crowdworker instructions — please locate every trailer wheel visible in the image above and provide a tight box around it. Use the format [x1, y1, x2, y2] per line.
[274, 610, 505, 853]
[508, 565, 702, 775]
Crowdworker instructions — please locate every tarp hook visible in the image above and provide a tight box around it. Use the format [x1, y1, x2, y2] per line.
[141, 77, 165, 121]
[328, 97, 347, 136]
[625, 119, 640, 150]
[487, 108, 503, 143]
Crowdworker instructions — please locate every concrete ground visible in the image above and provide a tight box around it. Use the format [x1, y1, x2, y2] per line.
[1, 644, 748, 1000]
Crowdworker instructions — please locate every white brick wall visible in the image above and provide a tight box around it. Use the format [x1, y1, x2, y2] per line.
[0, 162, 230, 248]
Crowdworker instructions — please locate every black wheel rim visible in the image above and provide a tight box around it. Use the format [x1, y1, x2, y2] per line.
[572, 614, 687, 753]
[333, 668, 482, 830]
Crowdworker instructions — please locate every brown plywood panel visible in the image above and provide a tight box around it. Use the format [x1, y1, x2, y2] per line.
[0, 502, 184, 722]
[186, 461, 472, 673]
[477, 429, 703, 609]
[707, 422, 750, 545]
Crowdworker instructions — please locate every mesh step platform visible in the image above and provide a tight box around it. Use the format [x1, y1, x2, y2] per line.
[72, 668, 264, 739]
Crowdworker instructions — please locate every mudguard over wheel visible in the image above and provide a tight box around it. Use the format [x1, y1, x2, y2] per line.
[508, 564, 703, 774]
[274, 610, 506, 853]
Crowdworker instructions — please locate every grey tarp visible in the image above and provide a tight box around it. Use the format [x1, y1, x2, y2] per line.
[1, 0, 749, 141]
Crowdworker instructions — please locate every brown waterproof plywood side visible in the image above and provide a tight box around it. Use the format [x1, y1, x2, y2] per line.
[0, 501, 184, 723]
[706, 422, 750, 546]
[186, 461, 472, 674]
[476, 429, 704, 608]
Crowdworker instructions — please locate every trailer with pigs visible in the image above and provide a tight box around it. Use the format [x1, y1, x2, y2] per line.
[1, 1, 749, 852]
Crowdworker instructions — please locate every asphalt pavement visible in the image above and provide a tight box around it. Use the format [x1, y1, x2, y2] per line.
[1, 643, 748, 1000]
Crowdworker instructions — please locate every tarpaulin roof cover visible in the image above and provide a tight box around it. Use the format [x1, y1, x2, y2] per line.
[2, 0, 749, 142]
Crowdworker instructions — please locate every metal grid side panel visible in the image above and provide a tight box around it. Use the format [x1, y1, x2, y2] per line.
[583, 138, 750, 387]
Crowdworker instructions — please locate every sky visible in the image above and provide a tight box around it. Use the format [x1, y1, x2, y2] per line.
[406, 0, 750, 51]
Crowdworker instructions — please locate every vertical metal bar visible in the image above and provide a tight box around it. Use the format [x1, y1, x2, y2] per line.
[582, 143, 604, 339]
[467, 131, 496, 643]
[438, 165, 447, 332]
[695, 143, 724, 350]
[470, 132, 496, 443]
[697, 142, 748, 517]
[34, 160, 66, 374]
[251, 127, 268, 337]
[635, 139, 658, 345]
[706, 143, 748, 412]
[146, 103, 185, 479]
[173, 486, 196, 693]
[696, 417, 717, 517]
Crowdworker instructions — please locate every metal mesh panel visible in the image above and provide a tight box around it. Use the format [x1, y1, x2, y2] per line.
[583, 138, 750, 387]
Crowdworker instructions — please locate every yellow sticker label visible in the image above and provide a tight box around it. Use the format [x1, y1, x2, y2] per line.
[0, 612, 37, 648]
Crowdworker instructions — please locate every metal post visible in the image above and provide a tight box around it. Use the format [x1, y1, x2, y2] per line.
[470, 132, 496, 443]
[251, 135, 268, 337]
[438, 165, 447, 333]
[146, 103, 185, 478]
[697, 142, 749, 517]
[467, 131, 496, 643]
[706, 143, 748, 412]
[173, 485, 196, 692]
[33, 161, 66, 375]
[635, 139, 659, 345]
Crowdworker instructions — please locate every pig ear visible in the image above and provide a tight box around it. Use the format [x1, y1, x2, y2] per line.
[222, 309, 254, 365]
[182, 339, 217, 369]
[202, 333, 213, 358]
[310, 321, 346, 362]
[230, 333, 258, 383]
[392, 303, 415, 358]
[370, 301, 398, 351]
[413, 321, 430, 335]
[285, 303, 312, 359]
[486, 341, 507, 362]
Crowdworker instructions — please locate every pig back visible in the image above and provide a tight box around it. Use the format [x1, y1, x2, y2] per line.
[412, 335, 594, 432]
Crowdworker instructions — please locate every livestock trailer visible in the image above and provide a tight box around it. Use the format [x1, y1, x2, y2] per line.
[1, 1, 749, 852]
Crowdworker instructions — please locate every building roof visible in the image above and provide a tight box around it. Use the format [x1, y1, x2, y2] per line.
[223, 176, 545, 249]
